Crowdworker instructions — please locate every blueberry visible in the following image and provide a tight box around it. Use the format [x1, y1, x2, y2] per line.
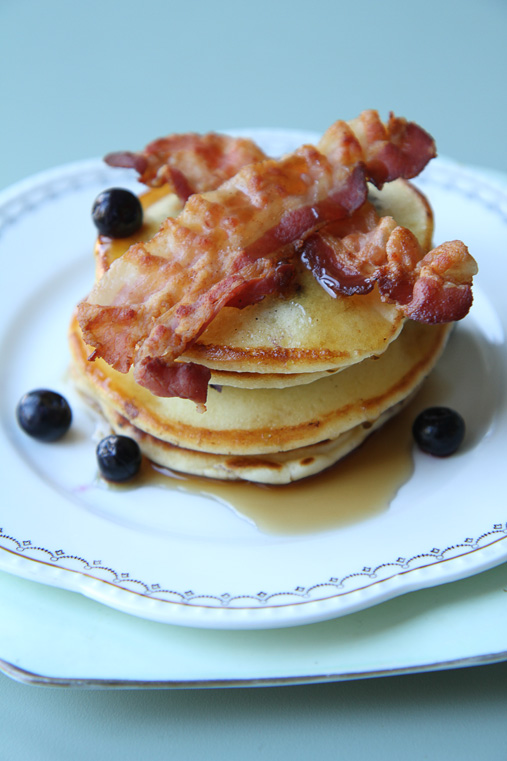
[16, 389, 72, 442]
[92, 188, 143, 238]
[412, 407, 465, 457]
[96, 435, 142, 482]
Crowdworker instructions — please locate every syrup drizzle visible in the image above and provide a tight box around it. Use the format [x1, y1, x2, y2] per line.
[139, 405, 415, 536]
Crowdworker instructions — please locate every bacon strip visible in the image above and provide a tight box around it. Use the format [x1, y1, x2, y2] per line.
[301, 203, 478, 323]
[104, 133, 268, 201]
[79, 111, 438, 404]
[318, 110, 436, 188]
[402, 240, 478, 323]
[79, 147, 364, 388]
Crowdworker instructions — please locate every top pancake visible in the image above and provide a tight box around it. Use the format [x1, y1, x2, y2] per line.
[95, 178, 433, 380]
[69, 315, 450, 456]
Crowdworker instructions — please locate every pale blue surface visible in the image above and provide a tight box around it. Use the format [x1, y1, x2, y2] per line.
[1, 661, 507, 761]
[1, 0, 507, 190]
[1, 0, 507, 757]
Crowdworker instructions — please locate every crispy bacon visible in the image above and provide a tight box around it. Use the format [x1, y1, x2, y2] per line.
[136, 360, 212, 406]
[104, 133, 268, 201]
[79, 111, 440, 404]
[402, 241, 478, 323]
[79, 153, 365, 400]
[301, 203, 478, 323]
[319, 110, 436, 188]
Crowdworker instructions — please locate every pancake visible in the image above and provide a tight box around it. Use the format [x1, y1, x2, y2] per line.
[83, 401, 411, 485]
[69, 315, 450, 458]
[70, 118, 476, 485]
[94, 178, 434, 379]
[72, 169, 455, 482]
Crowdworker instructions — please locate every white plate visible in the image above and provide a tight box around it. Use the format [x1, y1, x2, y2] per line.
[1, 563, 507, 687]
[1, 130, 507, 630]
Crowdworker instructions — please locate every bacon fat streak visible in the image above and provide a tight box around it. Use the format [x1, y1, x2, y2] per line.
[78, 110, 475, 405]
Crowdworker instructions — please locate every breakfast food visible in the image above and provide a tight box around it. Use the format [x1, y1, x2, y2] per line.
[16, 390, 72, 442]
[69, 111, 477, 483]
[96, 434, 142, 482]
[412, 407, 466, 457]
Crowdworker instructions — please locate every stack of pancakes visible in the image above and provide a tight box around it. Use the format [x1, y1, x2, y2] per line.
[69, 179, 451, 484]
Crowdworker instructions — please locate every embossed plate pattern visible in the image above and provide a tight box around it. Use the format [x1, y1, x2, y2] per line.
[1, 130, 506, 629]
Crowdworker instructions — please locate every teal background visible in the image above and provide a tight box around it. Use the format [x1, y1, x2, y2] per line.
[1, 0, 507, 757]
[1, 0, 507, 190]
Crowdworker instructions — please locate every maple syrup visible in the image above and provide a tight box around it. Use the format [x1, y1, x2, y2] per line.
[138, 403, 416, 536]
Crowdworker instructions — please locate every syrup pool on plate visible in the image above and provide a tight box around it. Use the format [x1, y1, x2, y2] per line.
[135, 405, 416, 536]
